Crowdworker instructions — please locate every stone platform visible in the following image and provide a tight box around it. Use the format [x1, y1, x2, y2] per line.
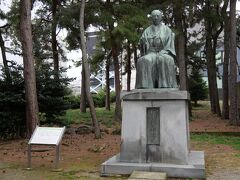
[101, 89, 205, 179]
[101, 151, 205, 179]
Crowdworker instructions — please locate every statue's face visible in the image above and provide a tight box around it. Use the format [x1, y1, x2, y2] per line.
[151, 11, 162, 26]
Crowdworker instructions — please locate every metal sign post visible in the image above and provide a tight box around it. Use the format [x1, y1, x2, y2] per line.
[27, 144, 31, 169]
[27, 126, 65, 170]
[55, 145, 60, 169]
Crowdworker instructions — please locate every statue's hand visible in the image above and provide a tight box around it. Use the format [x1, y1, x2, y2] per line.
[159, 50, 168, 54]
[140, 39, 147, 56]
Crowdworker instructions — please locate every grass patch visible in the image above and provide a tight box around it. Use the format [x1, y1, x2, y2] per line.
[234, 154, 240, 158]
[191, 133, 240, 150]
[60, 107, 115, 128]
[190, 101, 210, 121]
[60, 170, 79, 179]
[191, 100, 210, 110]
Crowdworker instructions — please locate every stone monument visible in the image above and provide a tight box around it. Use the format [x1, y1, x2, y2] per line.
[101, 10, 205, 179]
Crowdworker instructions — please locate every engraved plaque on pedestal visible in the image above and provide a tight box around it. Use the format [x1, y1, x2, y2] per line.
[146, 107, 160, 145]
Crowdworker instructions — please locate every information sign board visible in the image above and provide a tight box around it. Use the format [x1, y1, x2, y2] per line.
[29, 126, 65, 145]
[27, 126, 65, 169]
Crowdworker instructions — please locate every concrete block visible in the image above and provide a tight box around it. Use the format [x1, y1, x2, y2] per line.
[129, 171, 167, 179]
[120, 90, 190, 164]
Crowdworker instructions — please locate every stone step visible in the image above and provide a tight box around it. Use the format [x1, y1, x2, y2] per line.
[128, 171, 167, 180]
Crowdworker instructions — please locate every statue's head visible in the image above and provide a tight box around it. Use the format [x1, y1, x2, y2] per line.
[151, 10, 162, 26]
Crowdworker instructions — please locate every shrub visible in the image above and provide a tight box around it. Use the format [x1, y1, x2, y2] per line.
[92, 90, 116, 107]
[110, 91, 116, 103]
[92, 90, 105, 107]
[65, 95, 80, 109]
[66, 90, 116, 110]
[36, 63, 73, 124]
[189, 70, 208, 106]
[0, 63, 25, 138]
[0, 62, 73, 138]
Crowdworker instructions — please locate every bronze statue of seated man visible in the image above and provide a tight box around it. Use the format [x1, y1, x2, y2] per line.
[135, 9, 178, 89]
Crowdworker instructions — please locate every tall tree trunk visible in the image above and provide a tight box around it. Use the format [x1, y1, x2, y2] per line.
[112, 44, 122, 121]
[79, 0, 101, 138]
[177, 33, 187, 90]
[52, 0, 59, 78]
[97, 0, 121, 120]
[229, 0, 238, 124]
[205, 4, 215, 113]
[112, 45, 121, 121]
[173, 0, 187, 91]
[222, 16, 230, 119]
[126, 41, 131, 91]
[206, 39, 221, 116]
[206, 34, 216, 113]
[80, 65, 86, 112]
[0, 29, 11, 81]
[20, 0, 39, 138]
[105, 53, 111, 111]
[108, 24, 121, 121]
[212, 40, 221, 116]
[132, 43, 138, 68]
[183, 12, 193, 117]
[204, 3, 222, 117]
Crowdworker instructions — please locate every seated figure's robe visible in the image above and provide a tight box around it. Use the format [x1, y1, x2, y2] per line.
[135, 23, 178, 89]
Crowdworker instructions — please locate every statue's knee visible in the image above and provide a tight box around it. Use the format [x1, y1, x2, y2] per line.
[138, 56, 153, 64]
[137, 58, 146, 67]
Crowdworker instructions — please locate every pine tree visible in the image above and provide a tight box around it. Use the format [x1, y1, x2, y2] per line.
[229, 0, 238, 124]
[20, 0, 39, 137]
[79, 0, 101, 138]
[189, 71, 208, 106]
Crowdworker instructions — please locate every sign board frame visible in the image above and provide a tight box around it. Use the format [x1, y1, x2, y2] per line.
[27, 126, 66, 169]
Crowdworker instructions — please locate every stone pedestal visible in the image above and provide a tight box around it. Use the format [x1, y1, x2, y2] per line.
[101, 89, 205, 179]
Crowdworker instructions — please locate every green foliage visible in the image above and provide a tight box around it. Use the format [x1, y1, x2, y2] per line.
[0, 62, 73, 138]
[5, 0, 22, 55]
[189, 70, 208, 105]
[111, 2, 148, 43]
[36, 63, 73, 125]
[38, 112, 47, 122]
[65, 95, 81, 109]
[0, 62, 25, 139]
[32, 0, 68, 62]
[61, 0, 149, 75]
[92, 91, 106, 108]
[60, 107, 115, 128]
[62, 88, 117, 118]
[65, 89, 116, 110]
[110, 91, 116, 103]
[59, 2, 81, 50]
[92, 89, 116, 108]
[5, 0, 68, 61]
